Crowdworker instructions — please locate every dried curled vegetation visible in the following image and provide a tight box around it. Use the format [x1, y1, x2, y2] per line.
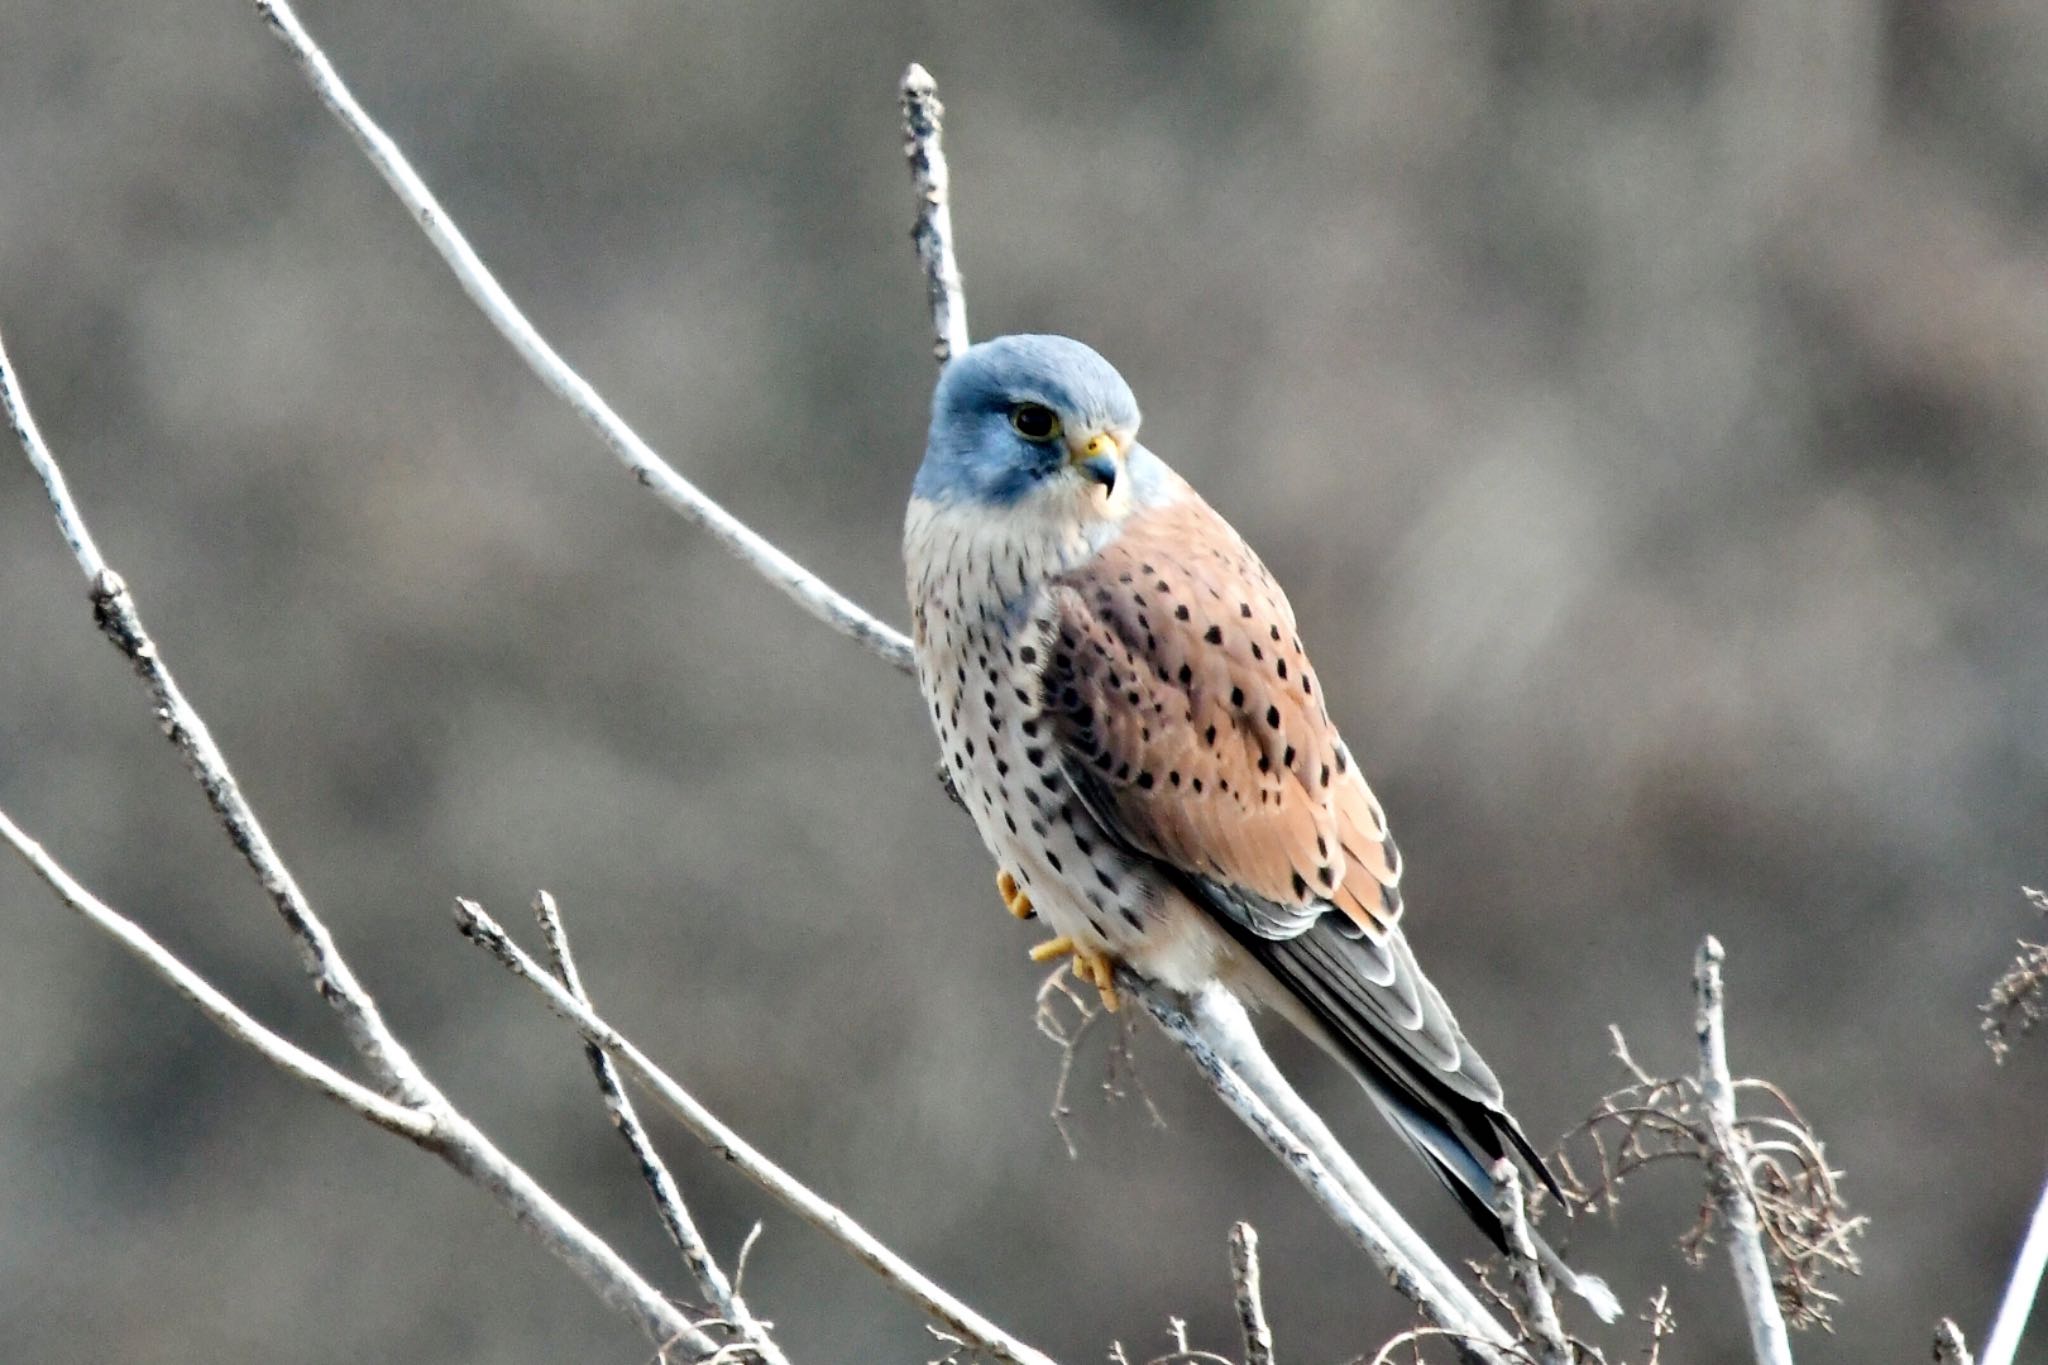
[1982, 886, 2048, 1063]
[1035, 966, 1869, 1360]
[1034, 968, 1165, 1157]
[1543, 1028, 1865, 1334]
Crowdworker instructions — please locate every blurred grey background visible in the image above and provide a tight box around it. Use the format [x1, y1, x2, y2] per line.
[3, 1, 2046, 1360]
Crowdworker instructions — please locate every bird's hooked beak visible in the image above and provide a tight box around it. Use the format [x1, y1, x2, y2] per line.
[1068, 427, 1128, 495]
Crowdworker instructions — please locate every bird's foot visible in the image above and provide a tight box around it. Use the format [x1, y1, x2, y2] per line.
[1026, 933, 1121, 1012]
[996, 869, 1034, 919]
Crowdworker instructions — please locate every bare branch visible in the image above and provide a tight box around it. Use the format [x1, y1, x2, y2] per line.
[422, 1109, 730, 1359]
[5, 322, 730, 1363]
[1551, 1028, 1859, 1329]
[1693, 937, 1795, 1365]
[0, 809, 432, 1142]
[899, 64, 971, 365]
[0, 816, 720, 1358]
[452, 898, 1060, 1365]
[0, 332, 106, 576]
[2, 328, 432, 1104]
[1032, 965, 1166, 1159]
[1980, 1163, 2048, 1365]
[1487, 1163, 1569, 1365]
[1033, 967, 1105, 1158]
[1935, 1317, 1975, 1365]
[534, 893, 787, 1365]
[1228, 1223, 1275, 1365]
[1642, 1285, 1674, 1365]
[246, 0, 913, 672]
[1138, 983, 1512, 1364]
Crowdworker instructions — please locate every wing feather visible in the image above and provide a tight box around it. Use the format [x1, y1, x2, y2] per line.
[1039, 493, 1401, 938]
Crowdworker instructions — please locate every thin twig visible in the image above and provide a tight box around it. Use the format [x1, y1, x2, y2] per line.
[5, 325, 728, 1362]
[1, 327, 431, 1105]
[452, 898, 1060, 1365]
[1487, 1162, 1569, 1365]
[1033, 968, 1104, 1158]
[246, 0, 912, 672]
[0, 818, 720, 1357]
[1935, 1317, 1975, 1365]
[1228, 1223, 1275, 1365]
[534, 893, 786, 1365]
[0, 334, 106, 575]
[899, 64, 970, 366]
[1980, 1161, 2048, 1365]
[0, 809, 432, 1142]
[422, 1107, 728, 1359]
[1641, 1285, 1674, 1365]
[1693, 937, 1794, 1365]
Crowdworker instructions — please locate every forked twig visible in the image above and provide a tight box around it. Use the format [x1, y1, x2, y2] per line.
[1032, 966, 1166, 1158]
[453, 898, 1059, 1365]
[534, 893, 786, 1365]
[3, 324, 723, 1361]
[1641, 1285, 1674, 1365]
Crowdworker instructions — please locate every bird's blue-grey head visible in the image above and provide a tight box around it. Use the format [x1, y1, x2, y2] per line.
[913, 334, 1143, 506]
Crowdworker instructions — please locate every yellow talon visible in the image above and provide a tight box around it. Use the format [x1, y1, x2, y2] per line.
[1029, 934, 1076, 963]
[1092, 962, 1122, 1013]
[1020, 913, 1121, 1011]
[1070, 947, 1121, 1012]
[996, 869, 1035, 919]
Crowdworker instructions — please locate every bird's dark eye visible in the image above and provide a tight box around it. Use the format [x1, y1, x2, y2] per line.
[1009, 403, 1061, 443]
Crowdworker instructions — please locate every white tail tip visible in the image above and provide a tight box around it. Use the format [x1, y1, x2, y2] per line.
[1570, 1270, 1624, 1324]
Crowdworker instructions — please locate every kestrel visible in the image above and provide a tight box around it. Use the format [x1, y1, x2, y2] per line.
[904, 334, 1615, 1317]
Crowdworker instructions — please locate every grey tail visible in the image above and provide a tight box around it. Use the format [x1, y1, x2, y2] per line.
[1233, 917, 1621, 1321]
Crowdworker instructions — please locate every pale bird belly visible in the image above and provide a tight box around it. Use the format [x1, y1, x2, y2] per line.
[916, 615, 1234, 994]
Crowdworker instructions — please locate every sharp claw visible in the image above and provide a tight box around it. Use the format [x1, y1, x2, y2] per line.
[1029, 930, 1122, 1010]
[1029, 934, 1076, 963]
[1076, 950, 1120, 1011]
[995, 869, 1035, 919]
[1006, 884, 1122, 1009]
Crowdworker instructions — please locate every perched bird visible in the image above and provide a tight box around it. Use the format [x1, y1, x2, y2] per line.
[903, 334, 1616, 1319]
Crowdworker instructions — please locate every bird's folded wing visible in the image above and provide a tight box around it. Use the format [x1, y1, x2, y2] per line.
[1036, 487, 1561, 1218]
[1037, 490, 1402, 939]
